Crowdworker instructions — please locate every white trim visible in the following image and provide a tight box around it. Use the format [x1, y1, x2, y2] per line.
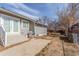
[12, 19, 20, 34]
[4, 32, 7, 47]
[22, 20, 29, 31]
[0, 15, 4, 26]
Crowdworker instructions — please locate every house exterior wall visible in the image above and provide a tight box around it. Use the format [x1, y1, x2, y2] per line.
[35, 25, 47, 36]
[0, 13, 30, 47]
[0, 8, 47, 47]
[0, 13, 30, 35]
[20, 19, 29, 37]
[0, 13, 20, 34]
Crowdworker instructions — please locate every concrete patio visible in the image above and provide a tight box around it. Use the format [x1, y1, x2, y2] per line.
[0, 38, 51, 56]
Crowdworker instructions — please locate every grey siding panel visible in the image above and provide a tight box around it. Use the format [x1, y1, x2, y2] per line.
[35, 25, 47, 36]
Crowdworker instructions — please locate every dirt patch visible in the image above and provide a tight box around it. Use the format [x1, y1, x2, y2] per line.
[36, 35, 79, 56]
[36, 36, 64, 56]
[64, 42, 79, 56]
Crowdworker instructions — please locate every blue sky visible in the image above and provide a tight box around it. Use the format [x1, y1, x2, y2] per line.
[0, 3, 68, 20]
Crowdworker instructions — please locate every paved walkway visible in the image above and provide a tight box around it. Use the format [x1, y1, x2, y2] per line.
[0, 39, 51, 56]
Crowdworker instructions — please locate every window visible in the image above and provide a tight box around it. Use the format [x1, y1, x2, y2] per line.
[23, 21, 29, 29]
[13, 20, 19, 32]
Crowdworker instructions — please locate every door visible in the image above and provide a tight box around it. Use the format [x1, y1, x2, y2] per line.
[3, 16, 11, 33]
[2, 14, 20, 34]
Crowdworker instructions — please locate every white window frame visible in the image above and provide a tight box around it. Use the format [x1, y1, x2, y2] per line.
[22, 20, 29, 30]
[12, 19, 20, 34]
[2, 14, 11, 34]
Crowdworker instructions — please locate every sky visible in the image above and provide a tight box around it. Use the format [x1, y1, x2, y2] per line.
[0, 3, 68, 21]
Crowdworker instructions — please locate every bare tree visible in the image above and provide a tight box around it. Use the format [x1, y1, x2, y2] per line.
[57, 3, 79, 36]
[47, 20, 56, 31]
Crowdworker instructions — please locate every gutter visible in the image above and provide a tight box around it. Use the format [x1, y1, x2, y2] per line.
[0, 8, 35, 22]
[0, 8, 47, 27]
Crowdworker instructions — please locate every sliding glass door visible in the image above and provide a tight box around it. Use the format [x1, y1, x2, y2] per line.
[4, 18, 11, 32]
[2, 14, 20, 34]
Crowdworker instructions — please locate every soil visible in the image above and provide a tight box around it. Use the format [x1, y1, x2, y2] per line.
[36, 34, 79, 56]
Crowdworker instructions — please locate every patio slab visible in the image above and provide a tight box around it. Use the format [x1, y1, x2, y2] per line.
[0, 39, 51, 56]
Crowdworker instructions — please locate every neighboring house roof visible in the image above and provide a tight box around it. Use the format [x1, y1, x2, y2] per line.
[35, 22, 47, 27]
[0, 8, 47, 27]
